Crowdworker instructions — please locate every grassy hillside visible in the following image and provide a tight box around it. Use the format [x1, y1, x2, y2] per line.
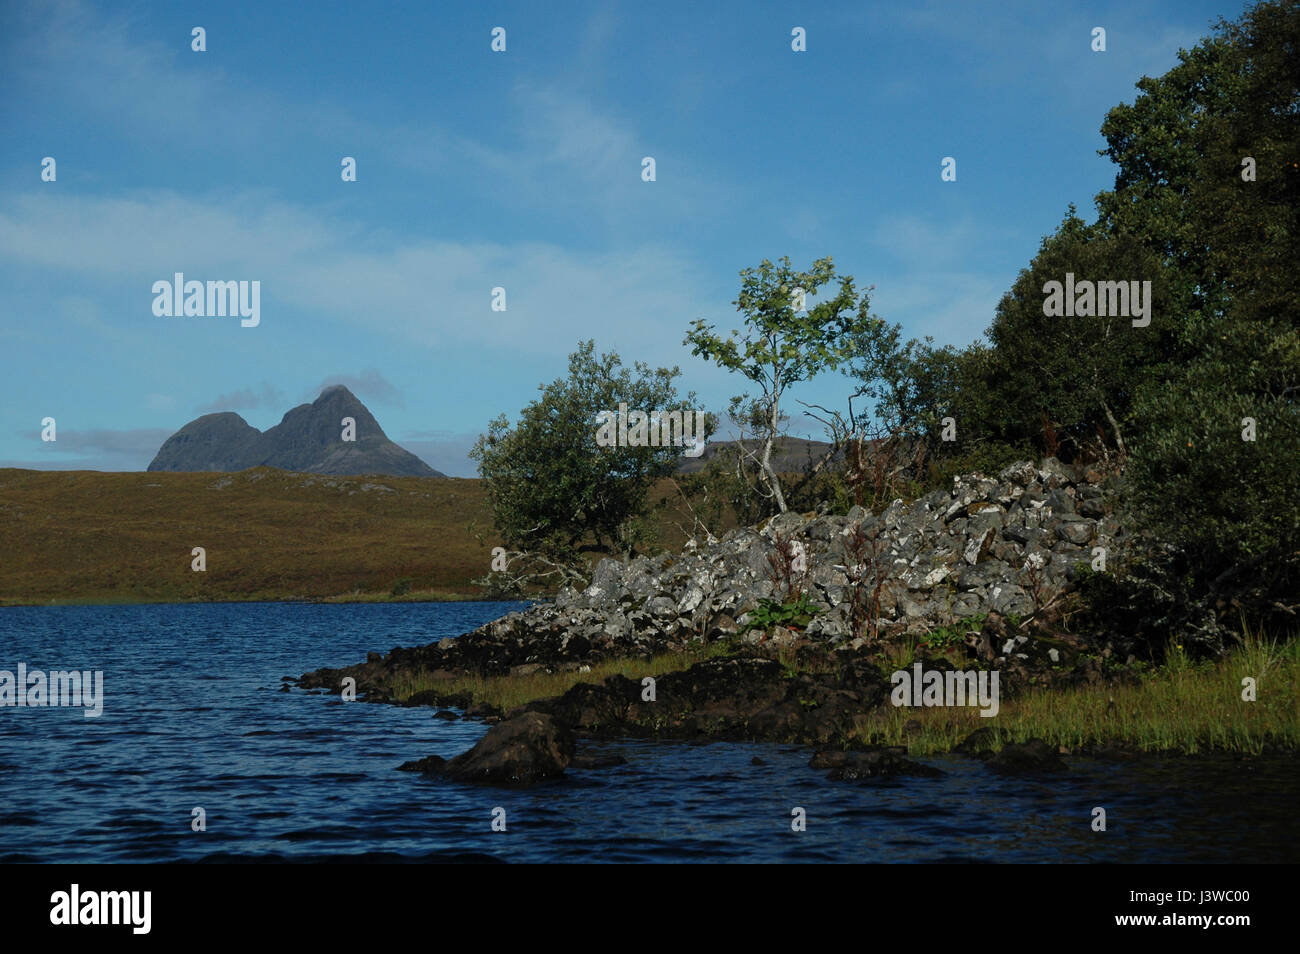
[0, 468, 743, 605]
[0, 468, 501, 605]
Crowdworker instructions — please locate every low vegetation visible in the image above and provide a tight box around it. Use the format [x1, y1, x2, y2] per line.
[384, 646, 726, 712]
[0, 467, 748, 606]
[852, 631, 1300, 755]
[0, 468, 498, 604]
[369, 623, 1298, 756]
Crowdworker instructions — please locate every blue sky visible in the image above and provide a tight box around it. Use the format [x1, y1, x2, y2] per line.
[0, 0, 1242, 476]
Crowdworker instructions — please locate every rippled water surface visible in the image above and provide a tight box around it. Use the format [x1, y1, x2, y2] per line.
[1, 602, 1295, 863]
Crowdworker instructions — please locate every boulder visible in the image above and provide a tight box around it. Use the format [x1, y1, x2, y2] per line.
[399, 712, 574, 785]
[955, 726, 1004, 758]
[811, 747, 944, 779]
[985, 738, 1068, 775]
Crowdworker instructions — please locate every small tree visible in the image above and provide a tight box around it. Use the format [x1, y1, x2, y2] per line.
[471, 340, 709, 566]
[684, 256, 876, 513]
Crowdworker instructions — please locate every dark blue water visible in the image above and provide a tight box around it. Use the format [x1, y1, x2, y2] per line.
[0, 602, 1295, 863]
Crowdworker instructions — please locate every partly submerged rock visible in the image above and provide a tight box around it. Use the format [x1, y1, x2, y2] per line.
[985, 738, 1068, 775]
[811, 747, 944, 780]
[955, 726, 1004, 758]
[400, 712, 573, 785]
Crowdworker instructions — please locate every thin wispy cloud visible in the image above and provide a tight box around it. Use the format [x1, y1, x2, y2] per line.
[1, 426, 172, 471]
[197, 384, 285, 414]
[311, 370, 404, 407]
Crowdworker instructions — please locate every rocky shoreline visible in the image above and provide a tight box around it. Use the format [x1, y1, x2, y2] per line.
[294, 458, 1286, 785]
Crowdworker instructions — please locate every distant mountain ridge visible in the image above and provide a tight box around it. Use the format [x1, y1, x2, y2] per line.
[674, 437, 837, 474]
[148, 386, 444, 477]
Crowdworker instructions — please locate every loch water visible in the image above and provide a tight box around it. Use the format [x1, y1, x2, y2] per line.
[1, 602, 1295, 863]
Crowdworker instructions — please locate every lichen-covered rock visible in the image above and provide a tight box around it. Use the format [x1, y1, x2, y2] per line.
[299, 457, 1126, 694]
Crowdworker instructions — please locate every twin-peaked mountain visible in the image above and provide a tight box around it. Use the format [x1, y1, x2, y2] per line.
[147, 386, 444, 477]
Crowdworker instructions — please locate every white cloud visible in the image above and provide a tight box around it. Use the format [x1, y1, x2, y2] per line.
[197, 383, 284, 414]
[5, 0, 388, 160]
[859, 213, 1017, 346]
[311, 370, 404, 407]
[0, 190, 722, 369]
[4, 0, 728, 232]
[871, 272, 1006, 347]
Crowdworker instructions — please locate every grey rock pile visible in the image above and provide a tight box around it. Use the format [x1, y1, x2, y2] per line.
[446, 458, 1123, 672]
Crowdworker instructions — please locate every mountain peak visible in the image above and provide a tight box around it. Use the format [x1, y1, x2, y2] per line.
[316, 384, 357, 401]
[148, 386, 444, 477]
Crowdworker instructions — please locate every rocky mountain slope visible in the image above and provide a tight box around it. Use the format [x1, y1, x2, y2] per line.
[148, 385, 444, 477]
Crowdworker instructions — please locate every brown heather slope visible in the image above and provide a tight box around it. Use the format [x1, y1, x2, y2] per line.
[0, 468, 499, 605]
[0, 468, 738, 605]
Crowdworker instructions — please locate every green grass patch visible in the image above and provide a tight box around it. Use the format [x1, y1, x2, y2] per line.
[851, 631, 1300, 755]
[384, 643, 734, 712]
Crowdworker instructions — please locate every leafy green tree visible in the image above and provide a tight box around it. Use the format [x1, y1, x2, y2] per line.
[1081, 0, 1300, 645]
[857, 211, 1167, 472]
[1096, 0, 1299, 345]
[684, 256, 876, 513]
[854, 322, 966, 451]
[1121, 315, 1300, 642]
[833, 311, 1025, 494]
[978, 208, 1172, 462]
[471, 340, 709, 562]
[908, 342, 1033, 478]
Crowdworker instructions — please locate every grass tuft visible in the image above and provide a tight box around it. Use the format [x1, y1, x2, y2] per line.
[851, 629, 1300, 755]
[385, 645, 730, 712]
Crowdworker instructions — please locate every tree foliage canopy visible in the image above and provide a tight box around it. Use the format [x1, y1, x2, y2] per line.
[684, 255, 877, 512]
[471, 340, 707, 559]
